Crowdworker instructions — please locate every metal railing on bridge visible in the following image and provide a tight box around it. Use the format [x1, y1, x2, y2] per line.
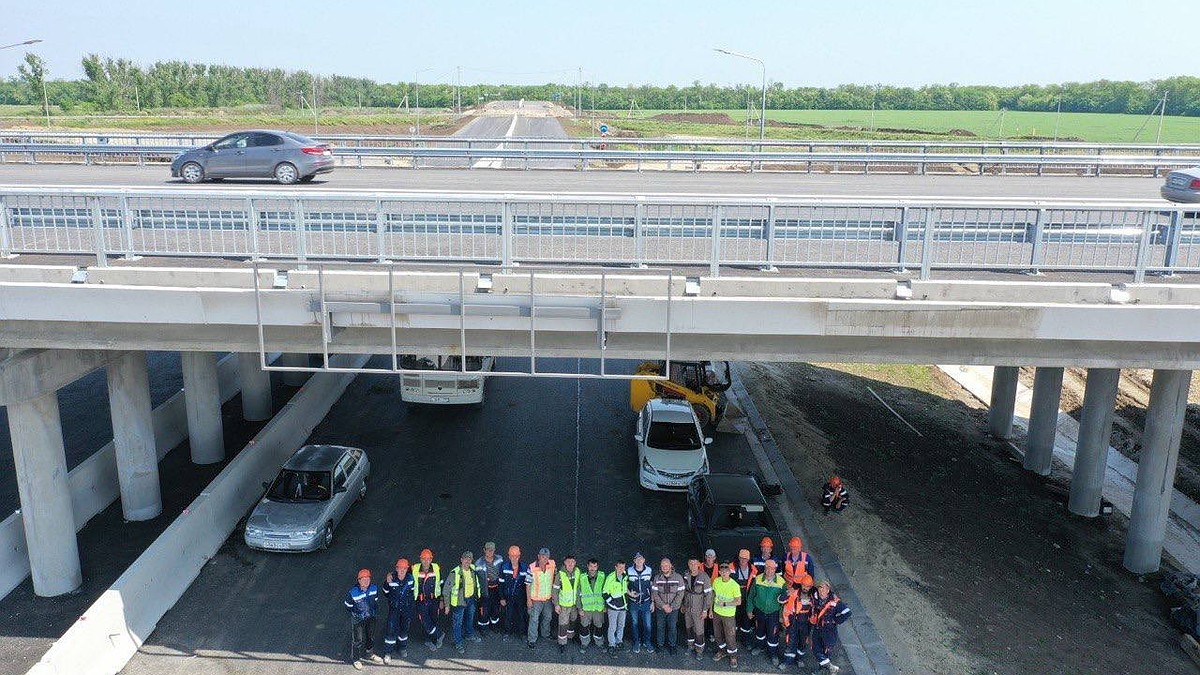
[0, 133, 1197, 175]
[0, 186, 1197, 281]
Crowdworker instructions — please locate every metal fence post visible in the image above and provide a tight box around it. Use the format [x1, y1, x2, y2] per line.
[501, 200, 513, 269]
[633, 199, 646, 267]
[246, 197, 260, 260]
[375, 199, 387, 263]
[1028, 208, 1046, 274]
[710, 205, 722, 277]
[919, 207, 936, 280]
[90, 195, 108, 267]
[894, 206, 909, 272]
[1133, 210, 1152, 283]
[119, 195, 137, 259]
[293, 199, 307, 263]
[1162, 210, 1184, 276]
[0, 196, 11, 258]
[762, 202, 777, 271]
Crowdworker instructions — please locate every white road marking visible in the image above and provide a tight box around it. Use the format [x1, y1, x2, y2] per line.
[472, 115, 520, 170]
[572, 357, 581, 553]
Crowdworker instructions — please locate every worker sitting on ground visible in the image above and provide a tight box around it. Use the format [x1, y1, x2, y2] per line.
[822, 476, 849, 514]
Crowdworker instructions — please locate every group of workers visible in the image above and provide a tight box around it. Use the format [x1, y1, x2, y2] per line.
[343, 537, 851, 671]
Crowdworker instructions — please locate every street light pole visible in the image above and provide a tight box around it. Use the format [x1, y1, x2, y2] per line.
[0, 39, 42, 51]
[2, 39, 47, 126]
[414, 67, 434, 137]
[714, 47, 766, 142]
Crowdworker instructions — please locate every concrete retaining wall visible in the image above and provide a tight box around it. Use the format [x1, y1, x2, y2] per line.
[26, 354, 367, 675]
[0, 354, 242, 601]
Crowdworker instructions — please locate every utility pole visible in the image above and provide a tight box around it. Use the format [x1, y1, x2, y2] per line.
[41, 78, 50, 128]
[134, 83, 140, 111]
[576, 66, 582, 112]
[714, 48, 767, 142]
[1053, 92, 1062, 143]
[456, 66, 462, 114]
[1156, 92, 1168, 144]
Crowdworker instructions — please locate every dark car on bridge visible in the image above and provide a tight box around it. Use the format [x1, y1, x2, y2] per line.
[170, 130, 333, 184]
[687, 472, 782, 562]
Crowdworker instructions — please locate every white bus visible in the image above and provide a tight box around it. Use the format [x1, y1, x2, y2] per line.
[398, 355, 495, 405]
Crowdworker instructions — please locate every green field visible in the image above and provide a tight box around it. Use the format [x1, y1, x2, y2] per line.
[600, 108, 1200, 144]
[0, 106, 454, 133]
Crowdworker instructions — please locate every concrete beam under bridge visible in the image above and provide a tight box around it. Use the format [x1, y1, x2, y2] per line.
[9, 322, 1200, 370]
[0, 348, 116, 406]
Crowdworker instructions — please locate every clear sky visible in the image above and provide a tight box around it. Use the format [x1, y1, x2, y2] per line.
[3, 1, 1196, 87]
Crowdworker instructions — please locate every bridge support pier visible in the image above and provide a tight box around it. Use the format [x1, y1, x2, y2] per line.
[182, 351, 224, 464]
[1124, 369, 1191, 573]
[1023, 366, 1064, 475]
[988, 366, 1020, 439]
[8, 390, 82, 596]
[106, 351, 161, 521]
[238, 352, 273, 422]
[279, 353, 311, 387]
[1068, 368, 1121, 517]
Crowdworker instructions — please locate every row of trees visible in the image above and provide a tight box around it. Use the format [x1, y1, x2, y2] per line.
[2, 54, 1199, 117]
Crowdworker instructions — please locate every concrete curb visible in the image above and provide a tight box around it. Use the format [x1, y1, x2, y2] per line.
[0, 353, 244, 601]
[26, 354, 366, 675]
[731, 366, 898, 675]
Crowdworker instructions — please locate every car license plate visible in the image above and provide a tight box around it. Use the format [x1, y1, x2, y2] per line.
[260, 539, 290, 550]
[430, 396, 451, 403]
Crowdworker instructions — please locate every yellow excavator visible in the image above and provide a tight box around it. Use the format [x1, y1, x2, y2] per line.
[629, 361, 732, 430]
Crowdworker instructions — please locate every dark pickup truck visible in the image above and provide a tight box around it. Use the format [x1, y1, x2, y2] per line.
[687, 473, 782, 562]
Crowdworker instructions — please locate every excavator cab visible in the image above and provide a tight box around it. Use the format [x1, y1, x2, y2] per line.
[630, 360, 732, 430]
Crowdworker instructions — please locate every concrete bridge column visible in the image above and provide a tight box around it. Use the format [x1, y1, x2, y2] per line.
[182, 351, 224, 464]
[988, 366, 1020, 439]
[238, 352, 273, 422]
[8, 390, 82, 596]
[1124, 369, 1191, 573]
[1068, 368, 1121, 517]
[279, 353, 310, 387]
[106, 351, 162, 521]
[1023, 366, 1065, 475]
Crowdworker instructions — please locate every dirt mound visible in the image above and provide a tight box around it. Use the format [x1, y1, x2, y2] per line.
[651, 112, 737, 125]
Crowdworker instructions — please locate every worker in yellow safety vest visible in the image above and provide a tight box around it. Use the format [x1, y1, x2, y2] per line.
[442, 551, 483, 653]
[577, 558, 608, 653]
[711, 562, 743, 668]
[552, 553, 583, 654]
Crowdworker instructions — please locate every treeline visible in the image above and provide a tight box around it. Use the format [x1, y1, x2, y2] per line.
[2, 54, 1199, 116]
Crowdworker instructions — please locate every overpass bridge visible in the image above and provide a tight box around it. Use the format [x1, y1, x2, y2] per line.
[0, 186, 1197, 632]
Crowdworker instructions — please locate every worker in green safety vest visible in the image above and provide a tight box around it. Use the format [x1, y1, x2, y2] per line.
[552, 554, 582, 654]
[577, 558, 608, 653]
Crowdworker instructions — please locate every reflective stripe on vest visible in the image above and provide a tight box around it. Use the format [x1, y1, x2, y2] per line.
[579, 571, 606, 612]
[809, 594, 842, 626]
[783, 552, 810, 584]
[712, 577, 741, 617]
[529, 562, 555, 601]
[557, 569, 581, 607]
[450, 566, 479, 607]
[413, 562, 441, 600]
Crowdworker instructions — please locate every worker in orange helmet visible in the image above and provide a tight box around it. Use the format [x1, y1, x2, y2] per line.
[779, 574, 816, 668]
[413, 548, 445, 650]
[751, 536, 778, 576]
[781, 536, 815, 587]
[380, 558, 415, 663]
[498, 544, 529, 638]
[344, 568, 382, 669]
[822, 476, 849, 514]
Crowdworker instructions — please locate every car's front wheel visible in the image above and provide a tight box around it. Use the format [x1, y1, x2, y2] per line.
[321, 522, 334, 549]
[358, 478, 367, 502]
[274, 162, 299, 185]
[180, 162, 204, 184]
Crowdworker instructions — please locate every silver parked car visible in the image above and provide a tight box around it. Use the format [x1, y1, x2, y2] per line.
[170, 130, 333, 185]
[244, 444, 369, 552]
[1162, 168, 1200, 203]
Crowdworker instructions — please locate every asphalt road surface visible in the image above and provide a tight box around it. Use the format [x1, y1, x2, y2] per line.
[120, 357, 797, 675]
[0, 163, 1169, 202]
[421, 111, 573, 170]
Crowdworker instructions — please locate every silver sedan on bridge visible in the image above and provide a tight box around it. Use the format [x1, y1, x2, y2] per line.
[1162, 168, 1200, 203]
[171, 130, 333, 184]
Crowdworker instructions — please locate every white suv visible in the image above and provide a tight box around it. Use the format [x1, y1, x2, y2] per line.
[635, 398, 712, 492]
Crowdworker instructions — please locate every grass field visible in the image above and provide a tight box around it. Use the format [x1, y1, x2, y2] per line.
[0, 106, 455, 134]
[601, 108, 1200, 144]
